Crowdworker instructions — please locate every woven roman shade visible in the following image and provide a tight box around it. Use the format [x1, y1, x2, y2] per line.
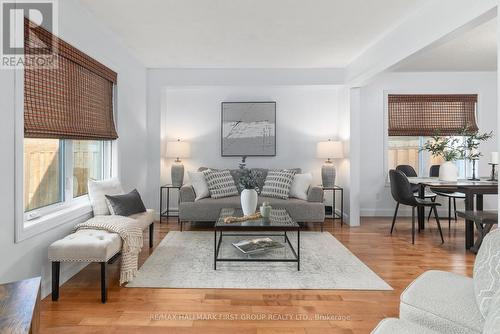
[388, 94, 478, 136]
[24, 19, 118, 140]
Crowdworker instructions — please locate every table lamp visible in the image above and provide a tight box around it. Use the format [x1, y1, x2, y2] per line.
[317, 139, 343, 187]
[166, 139, 191, 187]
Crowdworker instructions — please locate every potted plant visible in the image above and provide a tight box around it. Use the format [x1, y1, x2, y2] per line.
[460, 128, 493, 180]
[421, 135, 462, 181]
[239, 169, 259, 216]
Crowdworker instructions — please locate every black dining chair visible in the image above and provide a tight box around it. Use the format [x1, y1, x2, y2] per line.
[396, 165, 437, 219]
[389, 169, 444, 244]
[427, 164, 466, 229]
[396, 165, 437, 199]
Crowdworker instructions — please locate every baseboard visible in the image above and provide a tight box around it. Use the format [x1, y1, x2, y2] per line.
[361, 207, 453, 217]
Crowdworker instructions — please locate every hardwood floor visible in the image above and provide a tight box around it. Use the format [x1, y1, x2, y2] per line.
[40, 217, 477, 334]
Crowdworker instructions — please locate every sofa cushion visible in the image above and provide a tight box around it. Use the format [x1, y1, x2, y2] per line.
[88, 178, 124, 215]
[474, 228, 500, 318]
[290, 173, 312, 201]
[261, 170, 296, 199]
[48, 229, 121, 262]
[400, 270, 484, 334]
[483, 289, 500, 334]
[129, 209, 155, 230]
[188, 171, 210, 201]
[203, 170, 239, 199]
[105, 189, 146, 216]
[179, 196, 324, 223]
[371, 318, 441, 334]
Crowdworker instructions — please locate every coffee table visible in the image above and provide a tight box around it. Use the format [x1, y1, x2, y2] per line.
[214, 208, 301, 270]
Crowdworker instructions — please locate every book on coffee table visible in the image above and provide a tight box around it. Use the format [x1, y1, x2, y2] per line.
[232, 238, 284, 254]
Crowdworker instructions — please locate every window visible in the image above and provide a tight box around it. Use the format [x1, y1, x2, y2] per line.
[387, 94, 478, 178]
[387, 136, 467, 177]
[73, 140, 104, 198]
[20, 18, 118, 226]
[24, 138, 63, 211]
[23, 139, 109, 216]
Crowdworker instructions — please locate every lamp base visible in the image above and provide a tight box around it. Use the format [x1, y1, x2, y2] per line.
[321, 163, 336, 188]
[171, 162, 184, 187]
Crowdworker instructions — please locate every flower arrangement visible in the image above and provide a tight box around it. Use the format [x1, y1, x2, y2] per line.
[421, 128, 493, 161]
[421, 135, 462, 161]
[239, 169, 259, 191]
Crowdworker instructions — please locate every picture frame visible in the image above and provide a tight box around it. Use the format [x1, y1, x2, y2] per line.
[221, 101, 276, 157]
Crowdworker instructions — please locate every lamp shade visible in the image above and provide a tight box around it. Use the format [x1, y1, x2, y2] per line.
[317, 140, 343, 159]
[166, 139, 191, 159]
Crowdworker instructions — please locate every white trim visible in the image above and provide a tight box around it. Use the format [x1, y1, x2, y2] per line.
[21, 200, 93, 242]
[14, 66, 24, 243]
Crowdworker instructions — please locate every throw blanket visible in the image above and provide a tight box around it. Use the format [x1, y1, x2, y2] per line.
[75, 215, 143, 285]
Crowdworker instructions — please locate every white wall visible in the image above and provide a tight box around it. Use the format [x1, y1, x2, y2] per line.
[0, 0, 147, 297]
[161, 85, 349, 215]
[146, 69, 354, 224]
[359, 72, 498, 216]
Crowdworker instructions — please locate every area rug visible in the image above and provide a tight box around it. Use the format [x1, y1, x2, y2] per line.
[127, 231, 392, 290]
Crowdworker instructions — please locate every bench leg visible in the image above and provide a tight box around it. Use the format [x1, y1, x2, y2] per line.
[149, 223, 154, 248]
[52, 261, 60, 301]
[101, 262, 107, 303]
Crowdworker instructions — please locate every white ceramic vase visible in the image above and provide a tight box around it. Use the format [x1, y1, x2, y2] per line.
[439, 161, 458, 181]
[241, 189, 258, 216]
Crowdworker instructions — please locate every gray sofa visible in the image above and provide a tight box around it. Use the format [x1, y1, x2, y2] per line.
[179, 167, 325, 228]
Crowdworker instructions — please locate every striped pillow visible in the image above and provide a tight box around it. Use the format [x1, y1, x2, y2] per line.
[261, 170, 296, 200]
[203, 170, 239, 199]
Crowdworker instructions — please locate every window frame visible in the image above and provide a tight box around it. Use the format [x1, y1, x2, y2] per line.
[15, 69, 115, 243]
[383, 90, 480, 183]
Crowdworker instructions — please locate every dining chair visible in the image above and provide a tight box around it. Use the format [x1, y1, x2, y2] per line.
[389, 169, 444, 244]
[396, 165, 437, 199]
[427, 164, 466, 229]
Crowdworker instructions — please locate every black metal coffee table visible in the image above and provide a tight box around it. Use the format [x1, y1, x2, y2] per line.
[214, 208, 301, 270]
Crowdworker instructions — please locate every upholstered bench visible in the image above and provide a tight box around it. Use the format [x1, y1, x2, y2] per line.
[49, 209, 155, 303]
[49, 229, 122, 303]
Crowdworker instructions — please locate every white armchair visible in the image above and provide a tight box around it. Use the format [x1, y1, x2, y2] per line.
[372, 229, 500, 334]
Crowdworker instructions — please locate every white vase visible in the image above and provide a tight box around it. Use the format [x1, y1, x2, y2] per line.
[439, 161, 458, 181]
[241, 189, 258, 216]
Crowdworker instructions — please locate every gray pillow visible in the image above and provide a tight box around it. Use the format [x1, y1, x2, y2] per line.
[261, 170, 296, 200]
[203, 170, 239, 199]
[105, 189, 146, 216]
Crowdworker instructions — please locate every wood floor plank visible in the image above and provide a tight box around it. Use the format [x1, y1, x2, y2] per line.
[40, 217, 479, 333]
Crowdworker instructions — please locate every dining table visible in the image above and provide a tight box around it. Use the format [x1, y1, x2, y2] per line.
[407, 177, 498, 250]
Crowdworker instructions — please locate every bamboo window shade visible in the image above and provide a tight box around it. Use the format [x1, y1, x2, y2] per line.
[388, 94, 478, 136]
[24, 18, 118, 140]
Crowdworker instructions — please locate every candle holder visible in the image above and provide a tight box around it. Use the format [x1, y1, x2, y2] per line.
[468, 159, 480, 181]
[487, 163, 498, 181]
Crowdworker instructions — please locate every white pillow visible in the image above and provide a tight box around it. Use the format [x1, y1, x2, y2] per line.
[188, 171, 210, 201]
[88, 178, 124, 215]
[289, 173, 312, 201]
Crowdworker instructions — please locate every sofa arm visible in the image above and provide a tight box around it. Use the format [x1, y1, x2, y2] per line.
[180, 185, 196, 202]
[307, 186, 324, 203]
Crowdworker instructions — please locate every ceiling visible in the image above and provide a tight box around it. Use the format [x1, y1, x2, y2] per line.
[79, 0, 426, 68]
[393, 18, 497, 72]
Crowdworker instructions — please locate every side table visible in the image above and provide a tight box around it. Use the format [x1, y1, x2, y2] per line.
[160, 184, 181, 224]
[321, 185, 344, 228]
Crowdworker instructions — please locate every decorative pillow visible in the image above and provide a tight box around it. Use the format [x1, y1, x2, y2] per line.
[289, 173, 312, 201]
[473, 228, 500, 318]
[188, 171, 210, 201]
[484, 289, 500, 334]
[88, 178, 124, 216]
[105, 189, 147, 216]
[203, 170, 239, 199]
[261, 170, 296, 200]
